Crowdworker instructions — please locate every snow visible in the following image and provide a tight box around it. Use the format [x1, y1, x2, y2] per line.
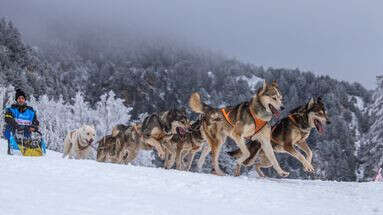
[207, 71, 214, 79]
[355, 96, 365, 110]
[236, 75, 264, 91]
[348, 95, 365, 111]
[1, 140, 383, 215]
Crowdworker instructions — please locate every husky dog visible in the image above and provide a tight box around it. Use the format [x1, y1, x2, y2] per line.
[189, 80, 288, 176]
[63, 125, 96, 159]
[141, 109, 189, 161]
[164, 117, 206, 171]
[229, 97, 331, 177]
[96, 124, 142, 164]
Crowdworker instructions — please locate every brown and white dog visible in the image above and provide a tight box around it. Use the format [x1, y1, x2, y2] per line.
[140, 109, 189, 161]
[189, 80, 289, 177]
[229, 97, 331, 177]
[164, 117, 206, 170]
[63, 125, 96, 159]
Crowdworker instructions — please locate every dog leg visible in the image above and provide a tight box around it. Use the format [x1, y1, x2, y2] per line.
[284, 143, 314, 173]
[251, 152, 271, 177]
[296, 140, 313, 164]
[185, 144, 202, 171]
[162, 141, 176, 169]
[197, 144, 210, 172]
[167, 146, 177, 169]
[178, 149, 187, 170]
[210, 140, 225, 176]
[255, 161, 271, 178]
[258, 134, 289, 177]
[62, 137, 72, 158]
[124, 146, 139, 165]
[184, 150, 196, 171]
[244, 146, 261, 167]
[145, 137, 165, 160]
[232, 136, 250, 177]
[175, 144, 184, 170]
[164, 147, 170, 169]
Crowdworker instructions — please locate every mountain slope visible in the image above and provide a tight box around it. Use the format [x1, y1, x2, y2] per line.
[1, 141, 382, 215]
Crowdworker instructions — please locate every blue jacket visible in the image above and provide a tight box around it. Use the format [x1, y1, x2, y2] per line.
[4, 104, 39, 139]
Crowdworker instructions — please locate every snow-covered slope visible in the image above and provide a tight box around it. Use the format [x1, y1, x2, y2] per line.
[0, 141, 382, 215]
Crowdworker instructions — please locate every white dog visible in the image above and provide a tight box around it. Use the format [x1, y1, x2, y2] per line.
[63, 125, 96, 159]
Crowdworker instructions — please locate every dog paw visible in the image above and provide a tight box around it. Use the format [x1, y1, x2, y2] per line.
[158, 152, 165, 160]
[234, 165, 242, 176]
[212, 170, 225, 176]
[304, 163, 315, 173]
[279, 170, 289, 177]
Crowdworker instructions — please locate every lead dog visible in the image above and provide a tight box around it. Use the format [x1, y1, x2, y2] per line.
[229, 97, 331, 177]
[189, 80, 289, 176]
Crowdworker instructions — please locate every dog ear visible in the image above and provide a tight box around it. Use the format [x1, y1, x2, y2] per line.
[258, 80, 267, 95]
[271, 80, 278, 87]
[308, 97, 315, 109]
[112, 126, 120, 137]
[317, 97, 323, 103]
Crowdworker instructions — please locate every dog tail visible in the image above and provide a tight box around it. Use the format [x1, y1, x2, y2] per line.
[189, 92, 213, 114]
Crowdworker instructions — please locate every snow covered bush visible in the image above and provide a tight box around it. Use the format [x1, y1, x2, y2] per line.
[94, 90, 132, 138]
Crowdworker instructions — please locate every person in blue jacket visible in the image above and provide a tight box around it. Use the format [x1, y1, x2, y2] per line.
[4, 89, 39, 155]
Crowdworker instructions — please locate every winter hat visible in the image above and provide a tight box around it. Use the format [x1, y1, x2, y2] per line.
[15, 89, 27, 101]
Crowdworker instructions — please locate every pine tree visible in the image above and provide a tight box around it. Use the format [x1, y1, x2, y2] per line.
[357, 76, 383, 181]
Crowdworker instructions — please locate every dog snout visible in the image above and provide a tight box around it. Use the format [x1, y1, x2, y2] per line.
[280, 106, 285, 111]
[326, 120, 331, 125]
[89, 138, 94, 143]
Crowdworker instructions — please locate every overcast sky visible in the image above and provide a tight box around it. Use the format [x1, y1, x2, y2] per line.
[1, 0, 382, 89]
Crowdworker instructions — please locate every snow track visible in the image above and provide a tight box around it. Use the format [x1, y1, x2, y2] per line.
[0, 141, 382, 215]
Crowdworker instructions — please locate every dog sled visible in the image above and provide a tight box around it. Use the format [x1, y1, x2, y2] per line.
[8, 125, 46, 156]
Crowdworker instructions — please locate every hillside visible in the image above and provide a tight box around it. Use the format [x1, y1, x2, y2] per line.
[0, 142, 382, 215]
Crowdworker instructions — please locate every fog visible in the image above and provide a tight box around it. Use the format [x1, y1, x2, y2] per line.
[1, 0, 382, 89]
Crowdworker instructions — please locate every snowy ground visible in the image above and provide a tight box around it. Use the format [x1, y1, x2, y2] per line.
[0, 141, 382, 215]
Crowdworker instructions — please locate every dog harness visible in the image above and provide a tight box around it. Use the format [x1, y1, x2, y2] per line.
[221, 106, 267, 137]
[270, 114, 306, 145]
[77, 133, 93, 151]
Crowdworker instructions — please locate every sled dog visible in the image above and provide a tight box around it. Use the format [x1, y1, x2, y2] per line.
[164, 117, 206, 170]
[229, 97, 330, 177]
[63, 125, 96, 159]
[141, 109, 189, 161]
[96, 124, 144, 164]
[189, 80, 288, 176]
